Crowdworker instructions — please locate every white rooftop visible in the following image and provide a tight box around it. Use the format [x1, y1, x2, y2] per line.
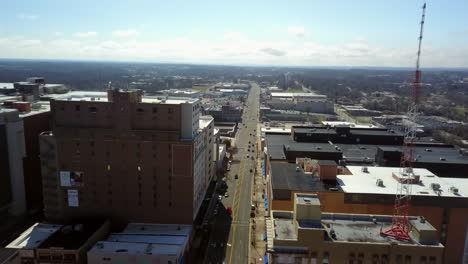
[89, 223, 191, 256]
[6, 223, 62, 249]
[322, 121, 377, 128]
[271, 92, 326, 98]
[338, 166, 468, 198]
[0, 83, 14, 89]
[199, 115, 214, 129]
[50, 91, 198, 104]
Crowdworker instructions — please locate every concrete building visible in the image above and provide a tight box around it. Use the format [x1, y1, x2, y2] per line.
[0, 109, 26, 216]
[203, 105, 243, 122]
[6, 220, 110, 264]
[39, 89, 215, 225]
[265, 127, 468, 177]
[0, 95, 52, 218]
[266, 163, 468, 264]
[87, 223, 191, 264]
[266, 92, 333, 114]
[268, 193, 444, 264]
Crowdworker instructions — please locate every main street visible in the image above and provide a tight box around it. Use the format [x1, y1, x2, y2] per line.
[203, 83, 260, 264]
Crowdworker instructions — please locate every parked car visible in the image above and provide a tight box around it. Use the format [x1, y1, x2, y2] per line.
[235, 174, 238, 179]
[227, 206, 232, 215]
[250, 210, 255, 217]
[224, 192, 229, 198]
[218, 195, 222, 201]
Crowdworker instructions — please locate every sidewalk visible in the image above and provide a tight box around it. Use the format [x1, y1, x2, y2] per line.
[249, 124, 267, 264]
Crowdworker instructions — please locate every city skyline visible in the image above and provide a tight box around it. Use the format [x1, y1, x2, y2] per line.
[1, 1, 468, 67]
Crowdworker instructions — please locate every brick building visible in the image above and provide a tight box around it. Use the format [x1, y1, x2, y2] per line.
[40, 89, 215, 225]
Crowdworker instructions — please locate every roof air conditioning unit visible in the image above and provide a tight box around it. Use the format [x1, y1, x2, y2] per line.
[361, 167, 369, 173]
[450, 186, 459, 194]
[430, 183, 441, 191]
[376, 179, 384, 187]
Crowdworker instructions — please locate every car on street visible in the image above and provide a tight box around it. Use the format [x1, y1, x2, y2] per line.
[251, 204, 256, 210]
[227, 206, 232, 215]
[224, 192, 229, 198]
[250, 210, 255, 217]
[218, 195, 222, 201]
[235, 174, 238, 179]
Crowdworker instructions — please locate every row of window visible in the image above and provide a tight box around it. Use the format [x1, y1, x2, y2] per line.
[65, 104, 177, 114]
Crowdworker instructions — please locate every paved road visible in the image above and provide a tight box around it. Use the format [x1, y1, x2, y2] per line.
[203, 83, 260, 264]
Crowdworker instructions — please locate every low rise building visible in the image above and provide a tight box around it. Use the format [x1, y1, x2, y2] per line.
[266, 92, 333, 114]
[6, 220, 110, 264]
[88, 223, 191, 264]
[266, 163, 468, 264]
[268, 193, 444, 263]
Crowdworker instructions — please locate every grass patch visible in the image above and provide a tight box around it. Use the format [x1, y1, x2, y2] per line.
[192, 85, 210, 91]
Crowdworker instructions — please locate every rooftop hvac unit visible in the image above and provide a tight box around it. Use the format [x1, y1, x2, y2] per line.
[376, 179, 384, 187]
[439, 157, 446, 161]
[450, 186, 459, 194]
[295, 166, 300, 172]
[361, 167, 369, 173]
[430, 183, 441, 191]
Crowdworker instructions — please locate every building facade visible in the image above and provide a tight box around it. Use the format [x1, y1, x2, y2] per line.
[268, 193, 444, 264]
[40, 89, 214, 225]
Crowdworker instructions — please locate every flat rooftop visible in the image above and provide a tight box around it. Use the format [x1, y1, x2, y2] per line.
[271, 92, 326, 98]
[199, 115, 214, 129]
[265, 134, 468, 167]
[50, 91, 198, 104]
[273, 212, 438, 245]
[89, 223, 191, 256]
[271, 162, 341, 200]
[0, 83, 14, 89]
[338, 166, 468, 198]
[6, 223, 62, 249]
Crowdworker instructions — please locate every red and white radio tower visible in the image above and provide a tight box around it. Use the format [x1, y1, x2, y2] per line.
[380, 2, 427, 241]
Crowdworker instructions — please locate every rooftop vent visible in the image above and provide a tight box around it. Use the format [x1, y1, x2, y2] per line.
[361, 167, 369, 173]
[425, 148, 432, 152]
[303, 198, 311, 203]
[430, 183, 441, 191]
[316, 146, 321, 150]
[376, 179, 384, 187]
[450, 186, 459, 194]
[439, 157, 446, 161]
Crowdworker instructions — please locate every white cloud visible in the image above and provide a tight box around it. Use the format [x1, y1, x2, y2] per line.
[288, 26, 306, 37]
[112, 29, 139, 37]
[74, 31, 98, 38]
[17, 13, 39, 20]
[0, 33, 467, 67]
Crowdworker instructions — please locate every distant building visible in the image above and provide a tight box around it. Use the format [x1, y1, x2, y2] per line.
[267, 193, 444, 263]
[6, 220, 110, 264]
[156, 89, 201, 98]
[88, 223, 191, 264]
[342, 104, 382, 116]
[0, 103, 50, 216]
[39, 89, 215, 225]
[266, 92, 333, 113]
[203, 105, 242, 122]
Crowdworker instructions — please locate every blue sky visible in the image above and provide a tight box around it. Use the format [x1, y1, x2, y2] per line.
[1, 0, 468, 67]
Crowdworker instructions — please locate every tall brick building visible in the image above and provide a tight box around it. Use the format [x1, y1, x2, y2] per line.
[40, 89, 215, 225]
